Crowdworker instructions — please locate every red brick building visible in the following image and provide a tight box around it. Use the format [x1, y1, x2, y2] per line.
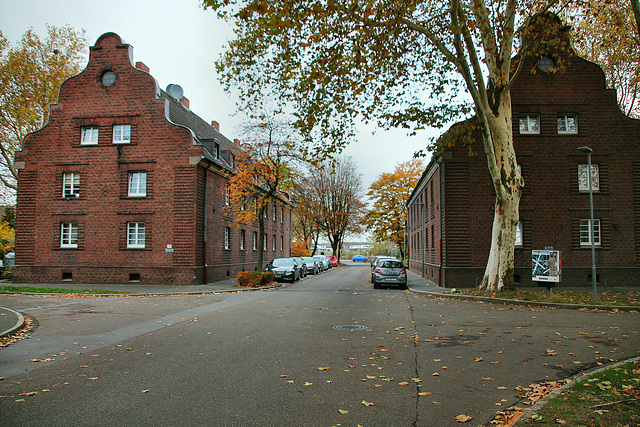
[407, 16, 640, 288]
[13, 32, 292, 285]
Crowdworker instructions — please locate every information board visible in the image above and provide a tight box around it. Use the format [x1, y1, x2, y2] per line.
[532, 250, 562, 283]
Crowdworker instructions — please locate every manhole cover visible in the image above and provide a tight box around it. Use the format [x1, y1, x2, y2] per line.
[333, 325, 368, 331]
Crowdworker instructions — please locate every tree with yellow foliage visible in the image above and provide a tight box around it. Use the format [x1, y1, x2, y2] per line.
[0, 25, 87, 194]
[364, 158, 425, 262]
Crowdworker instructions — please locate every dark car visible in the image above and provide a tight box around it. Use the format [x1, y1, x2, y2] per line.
[302, 256, 320, 274]
[293, 257, 308, 277]
[313, 255, 329, 271]
[372, 259, 407, 289]
[265, 257, 300, 282]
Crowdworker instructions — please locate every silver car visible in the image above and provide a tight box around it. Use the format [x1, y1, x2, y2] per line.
[372, 259, 407, 289]
[302, 256, 320, 274]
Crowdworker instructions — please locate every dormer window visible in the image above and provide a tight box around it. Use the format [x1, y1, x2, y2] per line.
[215, 142, 220, 159]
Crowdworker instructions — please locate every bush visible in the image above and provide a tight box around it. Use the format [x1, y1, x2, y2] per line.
[236, 271, 275, 287]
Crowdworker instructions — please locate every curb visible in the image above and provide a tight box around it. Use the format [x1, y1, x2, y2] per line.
[0, 307, 25, 338]
[514, 355, 640, 425]
[408, 287, 639, 312]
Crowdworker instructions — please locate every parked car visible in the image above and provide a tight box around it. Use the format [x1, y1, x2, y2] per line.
[328, 255, 338, 267]
[371, 257, 398, 282]
[293, 257, 308, 277]
[302, 257, 320, 274]
[265, 257, 301, 282]
[313, 255, 330, 271]
[372, 259, 407, 289]
[352, 255, 367, 262]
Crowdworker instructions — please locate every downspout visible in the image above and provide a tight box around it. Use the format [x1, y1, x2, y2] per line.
[437, 156, 443, 287]
[202, 167, 208, 283]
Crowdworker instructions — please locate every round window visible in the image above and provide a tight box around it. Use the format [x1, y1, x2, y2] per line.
[101, 71, 116, 86]
[537, 56, 554, 73]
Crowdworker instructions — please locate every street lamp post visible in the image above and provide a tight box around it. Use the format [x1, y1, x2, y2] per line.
[577, 146, 597, 302]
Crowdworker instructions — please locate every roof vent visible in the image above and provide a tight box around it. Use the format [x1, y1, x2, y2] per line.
[166, 84, 184, 100]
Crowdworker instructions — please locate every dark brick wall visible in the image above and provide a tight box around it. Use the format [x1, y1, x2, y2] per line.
[408, 23, 640, 288]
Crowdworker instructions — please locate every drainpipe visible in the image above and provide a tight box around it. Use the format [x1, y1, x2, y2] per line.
[202, 167, 208, 283]
[437, 156, 443, 286]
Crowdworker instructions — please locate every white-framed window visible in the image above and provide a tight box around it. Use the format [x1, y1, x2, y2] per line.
[62, 172, 80, 198]
[60, 222, 78, 248]
[264, 233, 268, 250]
[273, 204, 277, 221]
[127, 222, 146, 248]
[128, 171, 147, 197]
[578, 164, 600, 192]
[240, 197, 246, 211]
[272, 235, 276, 251]
[113, 124, 131, 144]
[580, 219, 601, 246]
[81, 127, 99, 145]
[252, 231, 257, 250]
[224, 187, 230, 206]
[280, 207, 284, 224]
[240, 229, 246, 250]
[224, 227, 231, 250]
[515, 221, 523, 246]
[519, 115, 540, 134]
[557, 114, 577, 134]
[280, 236, 284, 251]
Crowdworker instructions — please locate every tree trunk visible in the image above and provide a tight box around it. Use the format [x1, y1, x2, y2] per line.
[257, 209, 266, 271]
[478, 96, 523, 292]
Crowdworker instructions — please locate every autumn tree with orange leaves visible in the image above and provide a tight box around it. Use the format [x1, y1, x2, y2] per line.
[226, 117, 298, 270]
[364, 158, 425, 263]
[0, 25, 87, 196]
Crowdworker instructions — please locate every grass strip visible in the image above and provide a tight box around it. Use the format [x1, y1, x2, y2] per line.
[518, 360, 640, 426]
[0, 286, 125, 295]
[455, 289, 640, 307]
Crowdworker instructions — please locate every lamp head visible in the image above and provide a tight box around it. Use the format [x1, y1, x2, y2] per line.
[577, 146, 593, 153]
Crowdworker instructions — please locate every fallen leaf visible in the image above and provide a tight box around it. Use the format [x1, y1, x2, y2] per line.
[19, 391, 38, 396]
[399, 382, 410, 386]
[141, 389, 150, 393]
[304, 382, 313, 386]
[419, 392, 434, 396]
[474, 358, 483, 362]
[412, 378, 422, 383]
[483, 377, 494, 381]
[317, 367, 330, 371]
[432, 373, 440, 376]
[361, 400, 375, 407]
[455, 414, 472, 422]
[338, 409, 349, 415]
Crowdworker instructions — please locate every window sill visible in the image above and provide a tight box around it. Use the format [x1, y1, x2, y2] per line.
[557, 131, 578, 135]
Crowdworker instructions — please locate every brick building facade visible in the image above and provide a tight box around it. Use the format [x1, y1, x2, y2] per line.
[407, 15, 640, 288]
[13, 32, 292, 285]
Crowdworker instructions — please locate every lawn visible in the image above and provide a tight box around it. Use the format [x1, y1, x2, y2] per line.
[0, 286, 125, 295]
[455, 289, 640, 307]
[517, 360, 640, 426]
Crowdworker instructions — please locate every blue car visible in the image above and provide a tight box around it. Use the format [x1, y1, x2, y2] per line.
[352, 255, 367, 262]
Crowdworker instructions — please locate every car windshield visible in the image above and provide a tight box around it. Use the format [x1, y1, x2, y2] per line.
[303, 257, 315, 263]
[381, 261, 403, 268]
[272, 258, 293, 267]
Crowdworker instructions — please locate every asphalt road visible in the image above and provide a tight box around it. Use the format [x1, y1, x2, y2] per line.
[0, 264, 638, 426]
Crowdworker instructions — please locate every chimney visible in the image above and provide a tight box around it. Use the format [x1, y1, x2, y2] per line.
[180, 96, 190, 109]
[211, 121, 220, 131]
[135, 62, 149, 73]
